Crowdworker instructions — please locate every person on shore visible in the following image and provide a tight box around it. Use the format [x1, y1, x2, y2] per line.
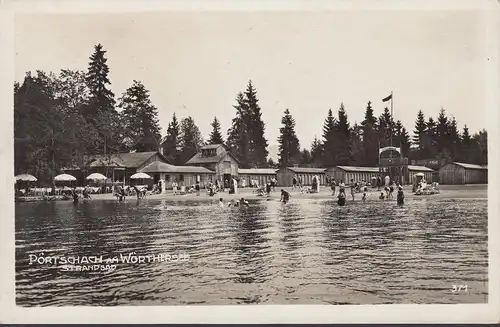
[266, 181, 272, 196]
[72, 187, 79, 204]
[195, 181, 200, 196]
[397, 186, 404, 205]
[172, 181, 178, 195]
[388, 182, 395, 200]
[298, 176, 303, 189]
[292, 175, 297, 190]
[339, 180, 346, 197]
[350, 179, 356, 201]
[330, 178, 336, 195]
[280, 189, 291, 204]
[377, 176, 382, 191]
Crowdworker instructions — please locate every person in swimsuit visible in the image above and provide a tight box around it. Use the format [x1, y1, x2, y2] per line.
[350, 179, 355, 201]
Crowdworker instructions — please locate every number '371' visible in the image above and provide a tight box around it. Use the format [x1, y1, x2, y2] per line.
[452, 285, 468, 292]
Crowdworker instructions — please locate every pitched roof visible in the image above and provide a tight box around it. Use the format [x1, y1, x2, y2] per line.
[139, 161, 177, 173]
[185, 146, 239, 165]
[452, 162, 488, 170]
[174, 166, 215, 174]
[86, 152, 169, 169]
[139, 162, 215, 174]
[286, 167, 326, 173]
[238, 168, 278, 175]
[335, 166, 380, 173]
[408, 165, 434, 172]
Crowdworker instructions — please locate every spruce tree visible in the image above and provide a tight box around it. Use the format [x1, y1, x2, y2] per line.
[361, 101, 378, 166]
[447, 116, 460, 160]
[436, 108, 449, 154]
[300, 149, 312, 166]
[227, 92, 250, 168]
[85, 43, 118, 155]
[208, 116, 224, 145]
[244, 80, 268, 167]
[413, 110, 427, 149]
[421, 117, 437, 159]
[350, 122, 364, 165]
[310, 136, 323, 167]
[460, 125, 472, 162]
[335, 103, 351, 165]
[118, 80, 162, 152]
[378, 107, 395, 147]
[322, 109, 337, 167]
[179, 116, 204, 164]
[163, 113, 181, 164]
[277, 109, 301, 167]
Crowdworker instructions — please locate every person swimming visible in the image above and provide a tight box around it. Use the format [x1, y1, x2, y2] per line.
[219, 197, 224, 207]
[280, 189, 291, 204]
[379, 192, 385, 200]
[239, 197, 249, 206]
[397, 186, 404, 205]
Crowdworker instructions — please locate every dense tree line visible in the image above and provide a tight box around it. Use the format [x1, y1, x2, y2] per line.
[14, 43, 487, 185]
[277, 102, 487, 168]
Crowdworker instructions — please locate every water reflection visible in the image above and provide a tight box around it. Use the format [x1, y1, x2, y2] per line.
[15, 196, 488, 306]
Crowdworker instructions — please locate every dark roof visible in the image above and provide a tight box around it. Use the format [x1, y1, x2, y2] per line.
[200, 144, 224, 150]
[86, 152, 170, 169]
[139, 161, 177, 173]
[408, 165, 434, 172]
[140, 162, 215, 174]
[451, 162, 488, 170]
[335, 166, 380, 173]
[238, 168, 278, 175]
[186, 146, 239, 165]
[286, 167, 326, 173]
[175, 166, 215, 174]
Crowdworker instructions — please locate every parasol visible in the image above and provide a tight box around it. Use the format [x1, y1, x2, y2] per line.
[15, 174, 37, 182]
[130, 172, 152, 179]
[54, 173, 77, 182]
[86, 173, 107, 181]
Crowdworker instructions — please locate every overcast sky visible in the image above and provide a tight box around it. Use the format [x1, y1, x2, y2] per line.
[15, 10, 490, 159]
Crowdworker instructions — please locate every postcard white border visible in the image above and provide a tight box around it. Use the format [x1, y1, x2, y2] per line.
[1, 0, 499, 324]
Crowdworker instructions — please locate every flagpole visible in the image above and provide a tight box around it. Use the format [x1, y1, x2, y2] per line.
[390, 90, 393, 147]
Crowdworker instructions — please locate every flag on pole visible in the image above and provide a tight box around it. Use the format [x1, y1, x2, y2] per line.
[382, 94, 392, 102]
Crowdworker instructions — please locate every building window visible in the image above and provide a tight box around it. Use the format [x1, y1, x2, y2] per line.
[179, 174, 184, 182]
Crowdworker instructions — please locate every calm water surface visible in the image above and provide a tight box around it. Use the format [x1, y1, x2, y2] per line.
[15, 196, 488, 306]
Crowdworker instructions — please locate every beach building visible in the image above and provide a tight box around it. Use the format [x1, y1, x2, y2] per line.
[439, 162, 488, 185]
[238, 168, 278, 187]
[185, 144, 239, 184]
[62, 151, 171, 187]
[139, 161, 215, 190]
[407, 165, 435, 184]
[327, 166, 380, 184]
[276, 166, 326, 186]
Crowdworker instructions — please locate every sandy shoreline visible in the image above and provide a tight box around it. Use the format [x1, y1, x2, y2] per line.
[25, 184, 485, 202]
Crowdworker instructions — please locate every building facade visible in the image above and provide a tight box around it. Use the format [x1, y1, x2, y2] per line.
[238, 168, 278, 187]
[139, 161, 215, 190]
[185, 144, 239, 184]
[407, 165, 435, 184]
[327, 166, 380, 185]
[276, 167, 326, 186]
[439, 162, 488, 185]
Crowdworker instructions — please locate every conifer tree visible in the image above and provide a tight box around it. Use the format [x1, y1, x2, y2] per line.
[118, 80, 162, 152]
[208, 116, 224, 145]
[85, 43, 118, 155]
[227, 92, 250, 167]
[179, 116, 204, 164]
[460, 125, 472, 162]
[310, 136, 323, 167]
[322, 109, 337, 167]
[378, 107, 395, 147]
[350, 122, 364, 165]
[361, 101, 378, 166]
[413, 110, 427, 149]
[335, 103, 351, 165]
[244, 80, 268, 167]
[162, 113, 182, 164]
[277, 109, 301, 167]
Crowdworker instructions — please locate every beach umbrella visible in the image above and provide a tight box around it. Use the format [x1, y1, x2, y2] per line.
[54, 173, 77, 182]
[130, 172, 152, 179]
[415, 172, 425, 177]
[86, 173, 107, 181]
[15, 174, 37, 182]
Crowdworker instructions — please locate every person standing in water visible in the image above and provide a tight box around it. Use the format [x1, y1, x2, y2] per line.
[219, 198, 224, 207]
[292, 175, 297, 190]
[280, 189, 291, 204]
[350, 179, 356, 201]
[331, 178, 336, 196]
[397, 186, 405, 205]
[195, 181, 200, 196]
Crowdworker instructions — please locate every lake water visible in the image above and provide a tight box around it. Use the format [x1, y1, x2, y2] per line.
[15, 195, 488, 306]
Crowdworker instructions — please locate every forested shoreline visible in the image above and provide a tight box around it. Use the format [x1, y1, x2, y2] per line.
[14, 44, 488, 185]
